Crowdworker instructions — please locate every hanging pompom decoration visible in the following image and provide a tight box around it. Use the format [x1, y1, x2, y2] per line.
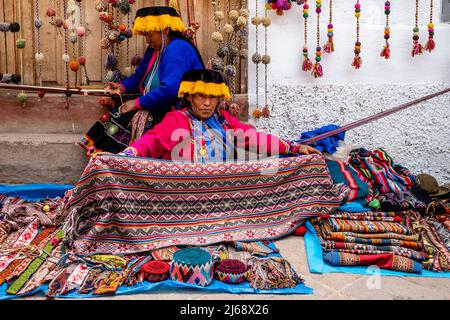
[352, 1, 362, 69]
[252, 0, 262, 119]
[323, 0, 334, 53]
[9, 22, 20, 32]
[37, 91, 45, 99]
[301, 1, 312, 72]
[312, 0, 323, 78]
[70, 60, 80, 72]
[35, 52, 44, 62]
[16, 39, 26, 49]
[425, 0, 435, 52]
[380, 1, 391, 59]
[412, 0, 424, 57]
[62, 54, 70, 63]
[17, 92, 27, 105]
[262, 4, 271, 118]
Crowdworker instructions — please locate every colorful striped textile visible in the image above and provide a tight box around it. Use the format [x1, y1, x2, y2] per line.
[61, 154, 348, 254]
[323, 251, 422, 274]
[325, 160, 369, 206]
[348, 148, 416, 198]
[322, 240, 428, 262]
[315, 221, 422, 250]
[327, 217, 411, 234]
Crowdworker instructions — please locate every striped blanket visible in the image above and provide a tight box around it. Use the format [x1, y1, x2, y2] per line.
[61, 154, 348, 254]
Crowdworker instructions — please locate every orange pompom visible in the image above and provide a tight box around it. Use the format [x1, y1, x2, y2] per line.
[69, 60, 80, 72]
[119, 24, 126, 32]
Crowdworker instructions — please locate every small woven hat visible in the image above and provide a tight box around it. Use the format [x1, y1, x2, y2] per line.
[170, 248, 214, 286]
[132, 6, 186, 35]
[141, 260, 170, 282]
[417, 173, 450, 198]
[214, 259, 249, 284]
[178, 69, 231, 100]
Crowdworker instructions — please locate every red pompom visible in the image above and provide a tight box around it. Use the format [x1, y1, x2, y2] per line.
[78, 56, 86, 66]
[394, 216, 403, 223]
[294, 226, 307, 236]
[37, 90, 45, 99]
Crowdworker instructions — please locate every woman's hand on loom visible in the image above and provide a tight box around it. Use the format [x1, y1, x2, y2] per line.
[291, 143, 322, 155]
[119, 100, 138, 114]
[105, 82, 124, 95]
[92, 151, 113, 158]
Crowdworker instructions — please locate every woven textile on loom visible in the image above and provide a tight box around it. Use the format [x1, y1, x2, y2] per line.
[59, 154, 348, 254]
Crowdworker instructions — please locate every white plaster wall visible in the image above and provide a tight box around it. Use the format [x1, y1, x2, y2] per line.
[247, 0, 450, 183]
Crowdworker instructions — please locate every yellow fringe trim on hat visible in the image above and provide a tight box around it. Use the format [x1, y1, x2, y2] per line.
[133, 15, 186, 34]
[178, 81, 232, 100]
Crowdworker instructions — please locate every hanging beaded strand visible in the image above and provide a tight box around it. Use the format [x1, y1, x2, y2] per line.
[35, 0, 43, 84]
[301, 0, 312, 72]
[79, 1, 89, 85]
[252, 0, 262, 119]
[351, 0, 362, 69]
[424, 0, 435, 52]
[68, 0, 79, 86]
[262, 1, 270, 117]
[16, 0, 26, 105]
[323, 0, 334, 53]
[311, 0, 323, 77]
[63, 0, 71, 108]
[412, 0, 424, 57]
[35, 0, 45, 100]
[380, 1, 390, 59]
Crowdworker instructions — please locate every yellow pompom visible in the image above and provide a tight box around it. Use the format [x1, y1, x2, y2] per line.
[251, 16, 261, 26]
[229, 10, 239, 22]
[211, 31, 224, 43]
[262, 16, 271, 27]
[223, 24, 234, 34]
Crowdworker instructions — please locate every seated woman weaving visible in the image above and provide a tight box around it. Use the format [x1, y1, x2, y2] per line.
[80, 6, 204, 156]
[118, 69, 320, 161]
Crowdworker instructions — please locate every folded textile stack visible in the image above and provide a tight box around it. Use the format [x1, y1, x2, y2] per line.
[312, 211, 429, 273]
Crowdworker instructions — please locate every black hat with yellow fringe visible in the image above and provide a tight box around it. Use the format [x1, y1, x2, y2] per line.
[178, 69, 231, 100]
[132, 6, 186, 35]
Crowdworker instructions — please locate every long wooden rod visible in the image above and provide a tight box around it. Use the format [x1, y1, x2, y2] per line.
[0, 83, 141, 96]
[298, 88, 450, 145]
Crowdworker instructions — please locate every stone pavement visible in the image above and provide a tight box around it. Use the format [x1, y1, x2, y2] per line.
[23, 235, 450, 300]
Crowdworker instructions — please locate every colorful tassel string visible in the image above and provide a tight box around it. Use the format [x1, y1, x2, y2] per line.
[352, 1, 362, 69]
[323, 0, 334, 53]
[301, 0, 312, 72]
[380, 1, 391, 59]
[311, 0, 323, 78]
[412, 0, 424, 57]
[424, 0, 435, 52]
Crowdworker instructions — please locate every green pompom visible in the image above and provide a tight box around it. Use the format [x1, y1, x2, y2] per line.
[17, 92, 27, 103]
[16, 39, 26, 49]
[368, 199, 381, 210]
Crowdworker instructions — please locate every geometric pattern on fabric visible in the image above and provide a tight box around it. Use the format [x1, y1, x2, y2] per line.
[60, 154, 349, 254]
[170, 248, 213, 286]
